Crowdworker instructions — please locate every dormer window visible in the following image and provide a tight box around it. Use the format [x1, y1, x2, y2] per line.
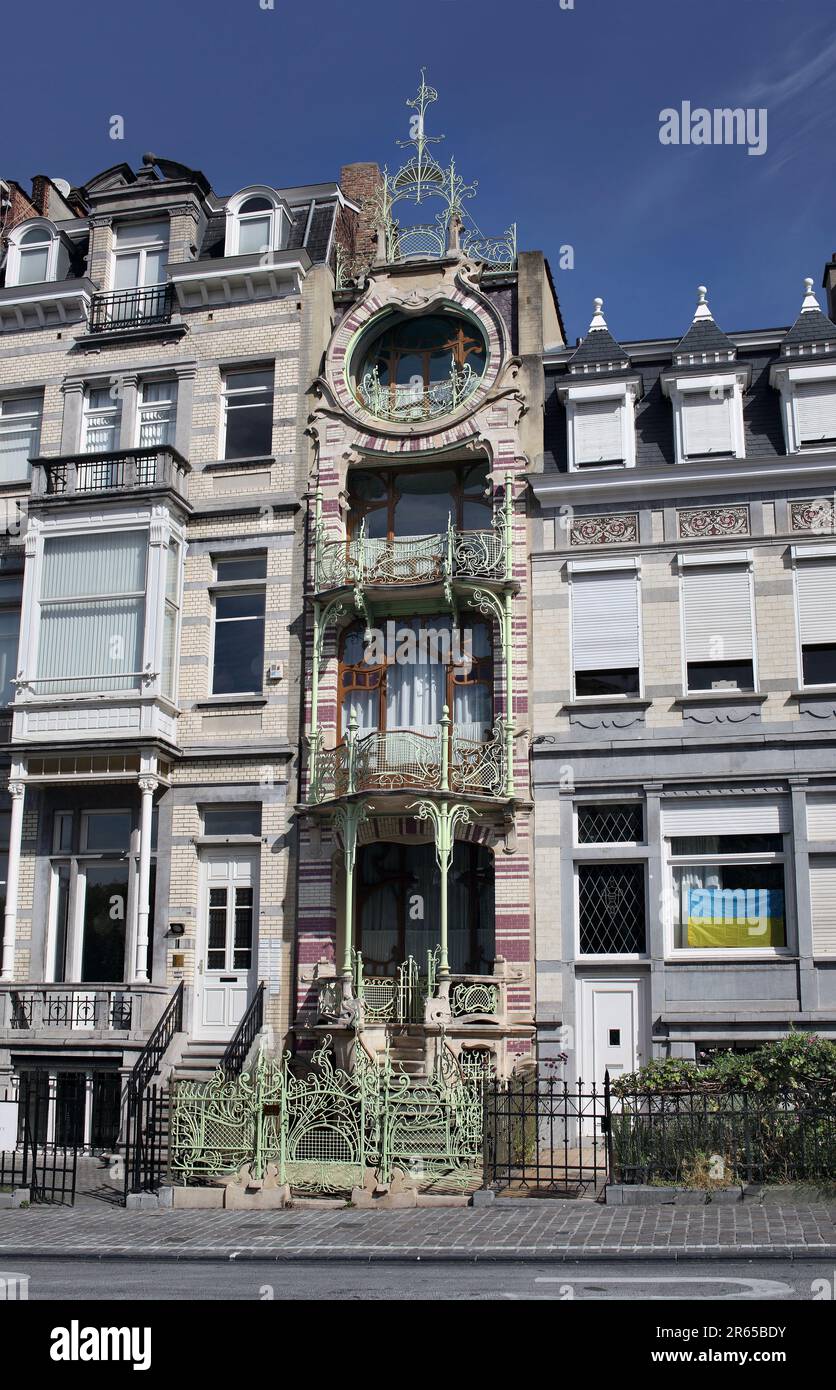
[559, 298, 641, 470]
[770, 280, 836, 455]
[5, 218, 67, 288]
[662, 287, 750, 465]
[112, 221, 169, 291]
[225, 188, 290, 258]
[795, 381, 836, 447]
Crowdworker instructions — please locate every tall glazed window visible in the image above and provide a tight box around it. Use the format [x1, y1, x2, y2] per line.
[36, 531, 147, 695]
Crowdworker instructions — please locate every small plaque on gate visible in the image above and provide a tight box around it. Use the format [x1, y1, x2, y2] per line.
[263, 1103, 281, 1117]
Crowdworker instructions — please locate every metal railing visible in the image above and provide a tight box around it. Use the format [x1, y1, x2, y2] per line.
[222, 981, 265, 1078]
[34, 445, 189, 499]
[609, 1084, 836, 1186]
[2, 986, 137, 1032]
[358, 361, 480, 424]
[88, 283, 174, 333]
[310, 718, 506, 803]
[483, 1072, 611, 1196]
[127, 982, 184, 1101]
[314, 517, 508, 593]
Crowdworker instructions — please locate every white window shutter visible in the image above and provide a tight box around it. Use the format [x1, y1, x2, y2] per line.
[663, 796, 790, 835]
[682, 391, 733, 457]
[574, 399, 624, 465]
[807, 794, 836, 841]
[810, 856, 836, 954]
[572, 569, 640, 672]
[682, 565, 753, 662]
[796, 560, 836, 646]
[796, 382, 836, 444]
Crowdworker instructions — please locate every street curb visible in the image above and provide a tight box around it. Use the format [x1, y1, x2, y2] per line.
[1, 1244, 835, 1263]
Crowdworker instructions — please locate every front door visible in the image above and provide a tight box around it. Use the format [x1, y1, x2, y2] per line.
[578, 976, 647, 1087]
[195, 852, 257, 1040]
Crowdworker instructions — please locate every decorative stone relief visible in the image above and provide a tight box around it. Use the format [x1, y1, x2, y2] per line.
[568, 709, 646, 731]
[677, 505, 749, 539]
[569, 512, 639, 547]
[790, 499, 835, 534]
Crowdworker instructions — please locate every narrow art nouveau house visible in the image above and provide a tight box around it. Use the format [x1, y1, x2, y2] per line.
[531, 276, 836, 1083]
[295, 76, 562, 1077]
[0, 154, 344, 1145]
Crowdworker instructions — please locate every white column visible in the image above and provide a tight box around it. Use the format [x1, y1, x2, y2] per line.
[133, 778, 157, 984]
[1, 782, 26, 982]
[83, 1071, 94, 1152]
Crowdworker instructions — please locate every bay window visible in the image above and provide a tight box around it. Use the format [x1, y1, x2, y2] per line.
[680, 551, 755, 692]
[36, 531, 147, 695]
[569, 560, 641, 698]
[0, 394, 42, 483]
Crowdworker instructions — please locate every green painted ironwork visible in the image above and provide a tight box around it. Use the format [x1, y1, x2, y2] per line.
[169, 1035, 486, 1193]
[408, 799, 473, 979]
[359, 360, 480, 424]
[450, 981, 500, 1018]
[333, 798, 369, 981]
[309, 718, 506, 804]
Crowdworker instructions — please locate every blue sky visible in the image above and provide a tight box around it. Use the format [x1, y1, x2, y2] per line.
[5, 0, 836, 342]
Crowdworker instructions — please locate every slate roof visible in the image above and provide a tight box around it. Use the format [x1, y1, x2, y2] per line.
[674, 314, 736, 361]
[781, 305, 836, 356]
[568, 325, 631, 371]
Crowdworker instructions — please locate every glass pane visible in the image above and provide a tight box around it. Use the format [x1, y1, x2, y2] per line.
[20, 227, 49, 246]
[37, 596, 145, 694]
[578, 804, 644, 844]
[0, 420, 39, 482]
[215, 591, 265, 620]
[143, 249, 166, 286]
[114, 221, 169, 247]
[224, 400, 273, 459]
[207, 887, 227, 969]
[225, 370, 274, 393]
[578, 864, 646, 954]
[52, 864, 71, 982]
[239, 197, 273, 214]
[80, 863, 129, 982]
[0, 608, 19, 704]
[162, 604, 177, 699]
[212, 615, 265, 694]
[84, 811, 132, 851]
[233, 887, 253, 969]
[216, 555, 267, 582]
[114, 252, 141, 290]
[203, 806, 261, 836]
[18, 247, 50, 283]
[237, 216, 271, 254]
[42, 532, 146, 600]
[673, 864, 785, 948]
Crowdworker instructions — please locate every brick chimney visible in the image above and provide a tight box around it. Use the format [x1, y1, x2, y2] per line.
[338, 163, 384, 267]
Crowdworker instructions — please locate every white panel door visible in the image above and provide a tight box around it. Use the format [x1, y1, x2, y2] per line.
[579, 976, 647, 1086]
[194, 851, 258, 1040]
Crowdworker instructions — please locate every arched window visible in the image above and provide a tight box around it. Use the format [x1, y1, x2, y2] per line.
[353, 311, 487, 421]
[224, 189, 289, 257]
[6, 219, 63, 287]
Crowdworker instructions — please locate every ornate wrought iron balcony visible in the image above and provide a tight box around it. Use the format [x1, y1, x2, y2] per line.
[316, 952, 507, 1029]
[33, 445, 190, 500]
[314, 513, 509, 595]
[309, 716, 507, 804]
[358, 361, 480, 424]
[0, 985, 148, 1033]
[88, 283, 175, 333]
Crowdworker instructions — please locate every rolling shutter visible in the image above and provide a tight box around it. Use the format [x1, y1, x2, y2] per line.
[682, 564, 753, 662]
[572, 569, 640, 672]
[662, 796, 790, 835]
[809, 856, 836, 954]
[574, 399, 624, 465]
[796, 559, 836, 645]
[682, 391, 733, 457]
[807, 794, 836, 841]
[796, 382, 836, 444]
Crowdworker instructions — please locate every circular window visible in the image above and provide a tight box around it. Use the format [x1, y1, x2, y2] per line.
[354, 312, 487, 423]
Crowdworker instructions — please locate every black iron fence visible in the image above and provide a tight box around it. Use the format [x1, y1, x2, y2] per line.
[222, 981, 265, 1078]
[123, 1084, 168, 1197]
[0, 1080, 78, 1204]
[483, 1074, 610, 1196]
[610, 1085, 836, 1186]
[88, 283, 174, 333]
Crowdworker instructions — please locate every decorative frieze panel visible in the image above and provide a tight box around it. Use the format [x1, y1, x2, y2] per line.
[569, 512, 639, 547]
[790, 498, 836, 534]
[677, 505, 749, 540]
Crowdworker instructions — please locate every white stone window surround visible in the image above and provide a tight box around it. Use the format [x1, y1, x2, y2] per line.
[4, 218, 69, 288]
[791, 541, 836, 689]
[661, 795, 793, 961]
[16, 509, 186, 706]
[677, 548, 758, 695]
[224, 187, 292, 259]
[558, 378, 641, 471]
[567, 555, 644, 699]
[662, 370, 748, 466]
[771, 361, 836, 455]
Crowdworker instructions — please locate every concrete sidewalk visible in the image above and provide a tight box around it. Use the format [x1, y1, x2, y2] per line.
[1, 1201, 836, 1262]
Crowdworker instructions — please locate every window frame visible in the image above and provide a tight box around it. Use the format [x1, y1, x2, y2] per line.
[574, 858, 649, 961]
[209, 552, 267, 697]
[665, 373, 747, 466]
[773, 365, 836, 455]
[45, 806, 139, 984]
[568, 557, 643, 701]
[219, 365, 275, 461]
[664, 833, 792, 960]
[678, 550, 758, 696]
[82, 383, 122, 454]
[5, 218, 64, 288]
[111, 220, 170, 291]
[559, 380, 640, 472]
[347, 461, 493, 541]
[224, 188, 290, 258]
[136, 377, 178, 451]
[0, 392, 43, 483]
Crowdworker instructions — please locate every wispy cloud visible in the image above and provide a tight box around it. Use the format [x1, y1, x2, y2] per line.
[742, 29, 836, 107]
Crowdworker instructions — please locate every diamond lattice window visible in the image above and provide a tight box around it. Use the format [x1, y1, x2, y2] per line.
[578, 864, 646, 954]
[577, 803, 643, 845]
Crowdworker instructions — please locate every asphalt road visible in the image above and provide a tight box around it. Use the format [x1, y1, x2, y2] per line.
[7, 1258, 833, 1300]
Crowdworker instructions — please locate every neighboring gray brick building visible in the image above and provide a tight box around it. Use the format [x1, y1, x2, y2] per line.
[531, 278, 836, 1083]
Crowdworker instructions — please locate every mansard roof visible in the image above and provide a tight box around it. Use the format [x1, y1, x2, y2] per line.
[673, 286, 736, 364]
[780, 278, 836, 358]
[567, 298, 631, 374]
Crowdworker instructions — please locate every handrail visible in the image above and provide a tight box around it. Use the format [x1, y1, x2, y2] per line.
[128, 981, 184, 1099]
[222, 981, 265, 1077]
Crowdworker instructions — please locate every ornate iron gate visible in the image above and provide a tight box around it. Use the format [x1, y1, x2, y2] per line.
[482, 1073, 611, 1196]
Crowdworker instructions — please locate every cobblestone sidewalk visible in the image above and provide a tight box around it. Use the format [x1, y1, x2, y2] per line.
[1, 1202, 835, 1261]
